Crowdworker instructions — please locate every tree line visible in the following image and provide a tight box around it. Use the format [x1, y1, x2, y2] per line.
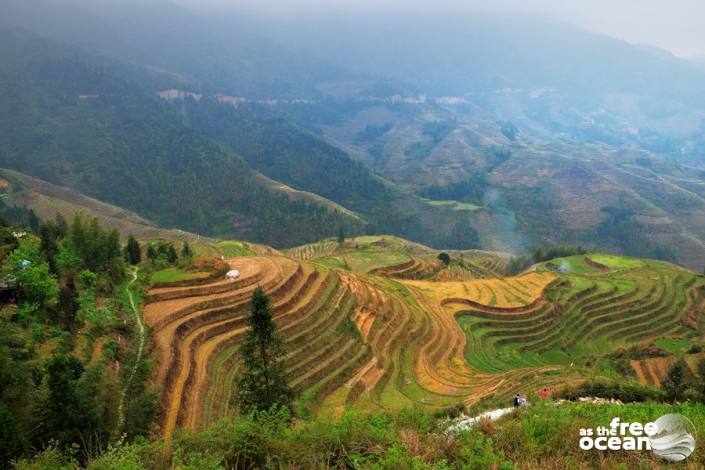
[507, 245, 587, 275]
[0, 214, 158, 466]
[1, 210, 295, 466]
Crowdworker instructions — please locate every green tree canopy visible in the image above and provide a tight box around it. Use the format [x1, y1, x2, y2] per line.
[236, 287, 293, 414]
[3, 238, 58, 310]
[166, 244, 178, 264]
[146, 244, 157, 262]
[662, 361, 687, 402]
[337, 227, 345, 244]
[181, 241, 193, 258]
[125, 235, 141, 265]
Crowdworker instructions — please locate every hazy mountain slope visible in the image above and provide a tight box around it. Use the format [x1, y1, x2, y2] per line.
[248, 9, 705, 154]
[1, 168, 216, 244]
[286, 96, 705, 267]
[264, 11, 705, 102]
[0, 27, 364, 246]
[4, 1, 705, 262]
[170, 98, 485, 248]
[0, 0, 363, 99]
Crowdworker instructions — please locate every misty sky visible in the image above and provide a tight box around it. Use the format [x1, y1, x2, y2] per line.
[181, 0, 705, 57]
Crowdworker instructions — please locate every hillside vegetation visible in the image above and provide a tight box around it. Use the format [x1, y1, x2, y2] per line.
[0, 27, 362, 247]
[16, 398, 705, 468]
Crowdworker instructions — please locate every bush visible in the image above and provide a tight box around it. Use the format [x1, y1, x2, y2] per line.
[432, 403, 466, 419]
[557, 380, 664, 402]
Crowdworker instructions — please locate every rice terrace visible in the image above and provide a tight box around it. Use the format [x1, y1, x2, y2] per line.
[142, 236, 705, 438]
[6, 1, 705, 467]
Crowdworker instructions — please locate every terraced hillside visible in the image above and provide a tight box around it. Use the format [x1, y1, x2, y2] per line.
[143, 240, 704, 438]
[2, 169, 213, 245]
[286, 235, 508, 279]
[456, 255, 703, 377]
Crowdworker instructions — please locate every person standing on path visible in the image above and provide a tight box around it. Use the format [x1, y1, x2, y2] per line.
[540, 388, 549, 400]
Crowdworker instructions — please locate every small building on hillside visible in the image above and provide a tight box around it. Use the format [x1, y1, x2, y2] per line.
[226, 270, 240, 280]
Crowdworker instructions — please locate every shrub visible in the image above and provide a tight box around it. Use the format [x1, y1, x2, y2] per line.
[557, 379, 664, 402]
[432, 403, 466, 419]
[662, 361, 688, 402]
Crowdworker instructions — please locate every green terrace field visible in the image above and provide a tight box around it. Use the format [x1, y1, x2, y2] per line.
[151, 268, 213, 284]
[139, 238, 705, 438]
[286, 235, 508, 280]
[457, 254, 703, 383]
[424, 199, 483, 212]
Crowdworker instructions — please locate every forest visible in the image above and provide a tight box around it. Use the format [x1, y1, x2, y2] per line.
[0, 214, 158, 466]
[0, 27, 363, 248]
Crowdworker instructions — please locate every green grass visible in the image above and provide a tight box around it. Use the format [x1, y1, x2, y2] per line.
[54, 400, 705, 469]
[542, 253, 644, 274]
[216, 240, 255, 258]
[425, 199, 482, 212]
[320, 250, 411, 274]
[588, 254, 643, 270]
[151, 268, 209, 283]
[314, 257, 350, 270]
[655, 338, 694, 357]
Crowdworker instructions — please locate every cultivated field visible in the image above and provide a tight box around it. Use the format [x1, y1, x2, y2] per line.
[143, 242, 705, 437]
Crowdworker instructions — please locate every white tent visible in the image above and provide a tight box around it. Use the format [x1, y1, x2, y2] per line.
[226, 270, 240, 280]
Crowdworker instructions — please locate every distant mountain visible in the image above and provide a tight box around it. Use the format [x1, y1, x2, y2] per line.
[236, 9, 705, 152]
[0, 26, 364, 246]
[259, 11, 705, 103]
[4, 1, 705, 265]
[0, 25, 485, 250]
[0, 0, 368, 99]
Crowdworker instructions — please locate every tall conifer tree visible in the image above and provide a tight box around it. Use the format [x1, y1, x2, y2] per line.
[125, 235, 141, 265]
[236, 287, 293, 413]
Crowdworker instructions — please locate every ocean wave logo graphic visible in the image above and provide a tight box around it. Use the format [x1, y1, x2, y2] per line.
[648, 414, 696, 462]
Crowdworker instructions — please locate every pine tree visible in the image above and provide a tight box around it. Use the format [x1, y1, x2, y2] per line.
[54, 213, 69, 239]
[146, 244, 157, 263]
[125, 235, 141, 265]
[181, 241, 193, 258]
[166, 244, 178, 264]
[156, 242, 167, 256]
[27, 210, 40, 233]
[662, 361, 687, 402]
[56, 280, 79, 329]
[534, 247, 548, 263]
[337, 227, 345, 244]
[236, 287, 293, 413]
[39, 223, 59, 273]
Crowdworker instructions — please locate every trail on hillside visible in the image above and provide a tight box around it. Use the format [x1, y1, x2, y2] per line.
[117, 267, 145, 434]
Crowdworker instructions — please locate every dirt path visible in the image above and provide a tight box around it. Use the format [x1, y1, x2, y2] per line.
[117, 267, 145, 434]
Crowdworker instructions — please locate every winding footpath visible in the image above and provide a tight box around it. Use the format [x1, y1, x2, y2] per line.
[117, 267, 146, 433]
